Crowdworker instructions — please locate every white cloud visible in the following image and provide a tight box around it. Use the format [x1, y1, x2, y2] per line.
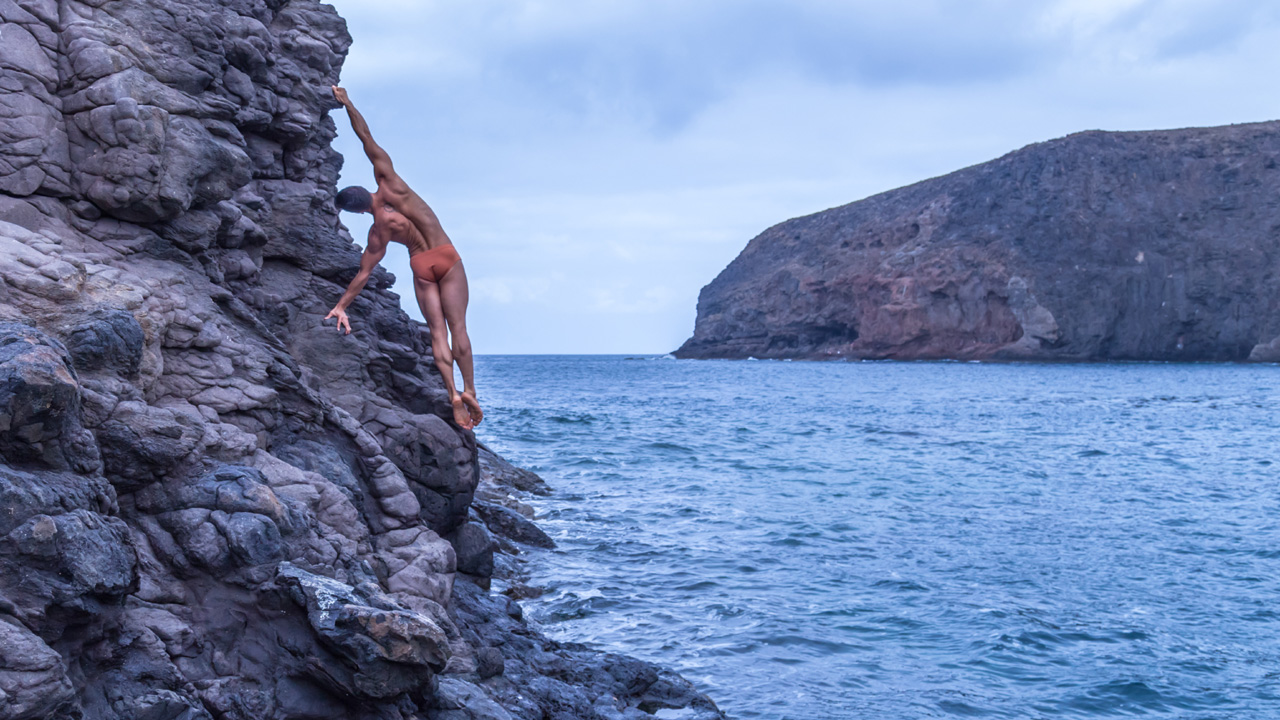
[1043, 0, 1148, 33]
[589, 285, 681, 314]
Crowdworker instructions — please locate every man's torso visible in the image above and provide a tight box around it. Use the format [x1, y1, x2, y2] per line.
[373, 186, 452, 251]
[371, 199, 430, 255]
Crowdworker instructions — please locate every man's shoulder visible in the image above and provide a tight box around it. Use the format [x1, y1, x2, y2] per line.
[374, 177, 414, 200]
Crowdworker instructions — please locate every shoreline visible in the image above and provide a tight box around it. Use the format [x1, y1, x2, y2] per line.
[458, 443, 728, 718]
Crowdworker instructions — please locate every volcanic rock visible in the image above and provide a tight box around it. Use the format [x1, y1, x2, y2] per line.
[0, 1, 724, 718]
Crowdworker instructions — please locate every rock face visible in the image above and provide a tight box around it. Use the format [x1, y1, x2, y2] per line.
[0, 1, 723, 718]
[678, 121, 1280, 361]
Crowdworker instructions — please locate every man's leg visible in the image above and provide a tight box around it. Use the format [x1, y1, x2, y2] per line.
[439, 261, 482, 424]
[414, 275, 473, 429]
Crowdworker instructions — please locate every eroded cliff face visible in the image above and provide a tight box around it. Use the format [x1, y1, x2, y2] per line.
[677, 121, 1280, 362]
[0, 2, 722, 718]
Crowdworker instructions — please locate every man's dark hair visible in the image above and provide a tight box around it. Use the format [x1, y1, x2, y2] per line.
[335, 186, 373, 213]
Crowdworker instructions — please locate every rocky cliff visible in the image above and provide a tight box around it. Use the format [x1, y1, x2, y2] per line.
[0, 1, 721, 718]
[677, 121, 1280, 361]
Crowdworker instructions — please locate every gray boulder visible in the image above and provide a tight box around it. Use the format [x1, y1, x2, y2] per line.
[448, 520, 498, 578]
[277, 562, 450, 699]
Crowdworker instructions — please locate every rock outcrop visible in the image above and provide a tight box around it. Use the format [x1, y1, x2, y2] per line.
[677, 121, 1280, 361]
[0, 1, 722, 718]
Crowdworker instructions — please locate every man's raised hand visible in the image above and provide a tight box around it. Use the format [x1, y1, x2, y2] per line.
[325, 306, 351, 334]
[332, 85, 349, 106]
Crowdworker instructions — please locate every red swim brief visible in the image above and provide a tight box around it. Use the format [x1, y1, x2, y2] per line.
[409, 244, 461, 283]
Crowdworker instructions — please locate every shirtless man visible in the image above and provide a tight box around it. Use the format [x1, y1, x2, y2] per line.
[325, 86, 482, 430]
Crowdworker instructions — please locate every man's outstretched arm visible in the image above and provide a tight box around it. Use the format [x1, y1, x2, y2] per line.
[332, 86, 449, 244]
[325, 228, 388, 334]
[332, 86, 408, 194]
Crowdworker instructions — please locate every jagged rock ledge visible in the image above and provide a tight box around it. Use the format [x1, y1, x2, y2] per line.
[678, 121, 1280, 362]
[0, 1, 723, 718]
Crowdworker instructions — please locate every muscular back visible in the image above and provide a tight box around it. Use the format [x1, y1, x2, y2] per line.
[376, 184, 452, 250]
[370, 196, 431, 255]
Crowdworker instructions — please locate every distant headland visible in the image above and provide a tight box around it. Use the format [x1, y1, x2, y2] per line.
[677, 121, 1280, 362]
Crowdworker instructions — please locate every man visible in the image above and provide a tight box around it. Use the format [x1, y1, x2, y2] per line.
[326, 86, 482, 430]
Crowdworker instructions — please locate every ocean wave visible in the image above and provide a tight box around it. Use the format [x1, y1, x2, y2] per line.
[476, 355, 1280, 719]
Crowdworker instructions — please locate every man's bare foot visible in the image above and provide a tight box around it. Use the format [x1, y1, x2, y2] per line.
[461, 391, 484, 426]
[450, 396, 474, 430]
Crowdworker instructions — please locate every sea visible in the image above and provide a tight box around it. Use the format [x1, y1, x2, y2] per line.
[473, 355, 1280, 719]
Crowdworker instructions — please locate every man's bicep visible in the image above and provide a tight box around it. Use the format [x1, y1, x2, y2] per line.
[364, 227, 384, 253]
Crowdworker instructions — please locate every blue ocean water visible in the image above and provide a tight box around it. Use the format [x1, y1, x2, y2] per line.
[473, 356, 1280, 719]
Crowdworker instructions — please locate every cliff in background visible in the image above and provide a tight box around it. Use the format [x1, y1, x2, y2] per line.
[677, 121, 1280, 362]
[0, 1, 721, 718]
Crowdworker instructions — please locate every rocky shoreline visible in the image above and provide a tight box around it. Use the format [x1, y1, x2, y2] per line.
[0, 0, 722, 718]
[455, 446, 725, 720]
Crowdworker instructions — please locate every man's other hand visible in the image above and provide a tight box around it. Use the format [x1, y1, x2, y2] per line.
[325, 306, 351, 334]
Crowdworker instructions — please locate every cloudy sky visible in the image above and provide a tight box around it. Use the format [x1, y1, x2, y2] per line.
[325, 0, 1280, 354]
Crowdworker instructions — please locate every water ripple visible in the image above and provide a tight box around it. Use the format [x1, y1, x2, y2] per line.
[476, 356, 1280, 719]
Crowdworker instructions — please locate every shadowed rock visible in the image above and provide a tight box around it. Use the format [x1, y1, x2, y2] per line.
[61, 307, 145, 375]
[678, 121, 1280, 362]
[473, 501, 555, 550]
[0, 323, 100, 474]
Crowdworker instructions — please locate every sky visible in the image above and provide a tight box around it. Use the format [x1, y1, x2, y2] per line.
[325, 0, 1280, 354]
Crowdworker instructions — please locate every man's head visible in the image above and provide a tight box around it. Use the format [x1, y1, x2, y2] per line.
[335, 186, 373, 214]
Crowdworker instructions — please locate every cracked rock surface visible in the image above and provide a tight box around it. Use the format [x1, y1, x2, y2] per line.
[678, 121, 1280, 361]
[0, 1, 724, 718]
